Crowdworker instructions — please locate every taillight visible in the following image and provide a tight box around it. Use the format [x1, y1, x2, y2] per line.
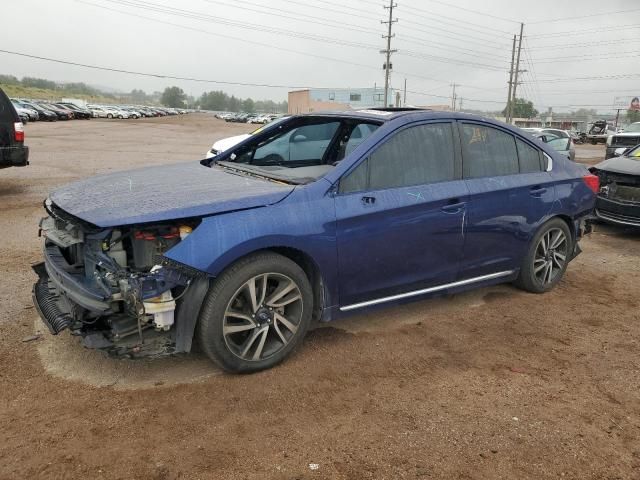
[14, 122, 24, 142]
[583, 174, 599, 194]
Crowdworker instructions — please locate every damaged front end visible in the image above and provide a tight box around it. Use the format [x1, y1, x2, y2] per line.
[592, 169, 640, 227]
[32, 201, 209, 358]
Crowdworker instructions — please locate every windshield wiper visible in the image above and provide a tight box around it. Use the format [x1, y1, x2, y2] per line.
[216, 162, 299, 185]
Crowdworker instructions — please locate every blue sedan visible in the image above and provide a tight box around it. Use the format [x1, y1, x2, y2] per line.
[33, 109, 598, 372]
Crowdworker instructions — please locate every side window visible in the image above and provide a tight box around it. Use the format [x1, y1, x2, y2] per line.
[516, 138, 542, 173]
[340, 123, 456, 193]
[461, 124, 519, 178]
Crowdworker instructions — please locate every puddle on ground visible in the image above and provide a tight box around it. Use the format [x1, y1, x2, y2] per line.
[34, 318, 222, 390]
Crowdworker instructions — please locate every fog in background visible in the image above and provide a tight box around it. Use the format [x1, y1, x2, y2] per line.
[2, 0, 638, 112]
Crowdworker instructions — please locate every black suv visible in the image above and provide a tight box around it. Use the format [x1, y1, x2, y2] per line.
[0, 87, 29, 169]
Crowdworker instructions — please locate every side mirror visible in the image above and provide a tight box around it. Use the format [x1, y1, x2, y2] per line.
[291, 134, 307, 143]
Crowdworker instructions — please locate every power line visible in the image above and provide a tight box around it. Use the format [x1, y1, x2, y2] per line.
[397, 2, 514, 36]
[527, 22, 640, 38]
[72, 1, 444, 86]
[528, 7, 640, 24]
[198, 0, 378, 36]
[405, 0, 520, 24]
[0, 49, 317, 89]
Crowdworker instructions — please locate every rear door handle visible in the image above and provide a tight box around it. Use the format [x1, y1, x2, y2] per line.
[361, 195, 376, 205]
[529, 186, 547, 197]
[441, 201, 466, 214]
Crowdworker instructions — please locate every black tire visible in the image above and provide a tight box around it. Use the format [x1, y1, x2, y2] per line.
[107, 113, 113, 119]
[515, 218, 573, 294]
[197, 252, 313, 373]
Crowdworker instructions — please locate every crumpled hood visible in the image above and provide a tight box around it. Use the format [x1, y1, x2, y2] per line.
[594, 156, 640, 176]
[50, 162, 294, 227]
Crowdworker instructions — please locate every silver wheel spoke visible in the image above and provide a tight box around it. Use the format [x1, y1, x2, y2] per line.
[266, 280, 297, 307]
[224, 323, 256, 335]
[273, 322, 288, 346]
[275, 312, 298, 334]
[544, 262, 553, 284]
[225, 309, 254, 323]
[550, 230, 565, 249]
[240, 327, 263, 358]
[245, 274, 268, 312]
[534, 259, 547, 274]
[251, 328, 269, 361]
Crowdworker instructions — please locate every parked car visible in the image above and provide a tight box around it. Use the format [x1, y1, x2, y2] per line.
[605, 122, 640, 159]
[39, 103, 73, 120]
[0, 87, 29, 169]
[522, 128, 575, 162]
[88, 106, 110, 118]
[33, 109, 597, 373]
[590, 143, 640, 226]
[57, 103, 92, 119]
[11, 101, 39, 122]
[102, 107, 129, 119]
[586, 120, 616, 145]
[19, 101, 57, 122]
[205, 116, 290, 159]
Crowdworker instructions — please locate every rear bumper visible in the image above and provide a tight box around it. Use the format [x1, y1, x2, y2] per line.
[0, 145, 29, 168]
[595, 196, 640, 227]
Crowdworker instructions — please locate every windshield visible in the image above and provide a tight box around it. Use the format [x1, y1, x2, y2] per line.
[624, 145, 640, 158]
[214, 117, 381, 184]
[623, 123, 640, 133]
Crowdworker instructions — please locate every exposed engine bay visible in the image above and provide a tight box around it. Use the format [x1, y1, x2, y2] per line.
[32, 200, 208, 358]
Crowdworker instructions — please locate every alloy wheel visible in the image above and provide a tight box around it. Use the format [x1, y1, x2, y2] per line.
[533, 228, 568, 285]
[223, 273, 303, 362]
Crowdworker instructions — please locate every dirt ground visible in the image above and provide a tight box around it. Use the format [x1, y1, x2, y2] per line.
[0, 115, 638, 480]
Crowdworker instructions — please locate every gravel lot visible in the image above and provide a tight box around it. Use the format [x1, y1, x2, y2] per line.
[1, 114, 638, 480]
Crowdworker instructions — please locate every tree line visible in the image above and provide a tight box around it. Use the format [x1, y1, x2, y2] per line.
[160, 86, 287, 113]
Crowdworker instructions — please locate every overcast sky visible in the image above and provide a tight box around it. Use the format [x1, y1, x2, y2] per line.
[2, 0, 639, 112]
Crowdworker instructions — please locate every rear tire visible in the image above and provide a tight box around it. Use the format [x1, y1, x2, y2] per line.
[515, 218, 573, 294]
[197, 252, 313, 373]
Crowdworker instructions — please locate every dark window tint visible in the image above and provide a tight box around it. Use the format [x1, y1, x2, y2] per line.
[516, 138, 542, 173]
[461, 124, 519, 178]
[340, 123, 455, 193]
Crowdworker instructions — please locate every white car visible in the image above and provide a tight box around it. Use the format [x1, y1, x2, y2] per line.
[205, 134, 251, 159]
[88, 106, 110, 118]
[204, 116, 290, 159]
[102, 107, 130, 119]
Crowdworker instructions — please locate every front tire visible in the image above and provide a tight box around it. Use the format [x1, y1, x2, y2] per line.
[516, 218, 573, 294]
[197, 252, 313, 373]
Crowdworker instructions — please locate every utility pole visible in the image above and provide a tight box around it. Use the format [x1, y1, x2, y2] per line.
[403, 78, 407, 106]
[506, 34, 516, 123]
[450, 83, 458, 111]
[510, 23, 525, 124]
[381, 1, 397, 108]
[458, 97, 463, 112]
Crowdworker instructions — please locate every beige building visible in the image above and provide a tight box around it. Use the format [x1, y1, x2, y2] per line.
[288, 90, 349, 114]
[288, 87, 396, 114]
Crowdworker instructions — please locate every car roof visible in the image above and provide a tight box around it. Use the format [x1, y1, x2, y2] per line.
[296, 109, 526, 131]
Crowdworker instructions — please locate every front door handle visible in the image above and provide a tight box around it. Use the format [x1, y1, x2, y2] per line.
[529, 186, 547, 197]
[361, 195, 376, 205]
[441, 201, 466, 214]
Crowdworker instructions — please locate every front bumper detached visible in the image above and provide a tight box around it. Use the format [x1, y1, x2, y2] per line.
[32, 262, 72, 335]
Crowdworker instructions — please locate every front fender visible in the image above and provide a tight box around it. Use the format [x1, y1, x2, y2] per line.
[164, 184, 338, 306]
